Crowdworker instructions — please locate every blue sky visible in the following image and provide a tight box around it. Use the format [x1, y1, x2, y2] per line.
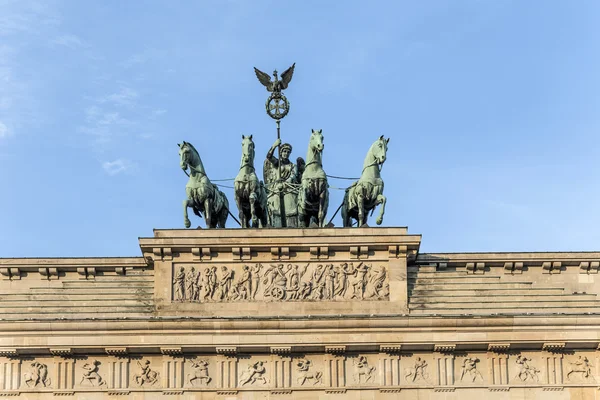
[1, 1, 599, 257]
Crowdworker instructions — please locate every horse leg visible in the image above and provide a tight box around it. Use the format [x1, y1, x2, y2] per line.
[250, 192, 258, 227]
[357, 194, 365, 227]
[235, 192, 246, 228]
[183, 199, 192, 228]
[298, 189, 307, 228]
[318, 184, 327, 227]
[375, 194, 387, 225]
[204, 198, 213, 228]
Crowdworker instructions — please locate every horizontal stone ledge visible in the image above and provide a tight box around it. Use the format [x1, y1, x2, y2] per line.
[1, 314, 600, 331]
[2, 340, 600, 357]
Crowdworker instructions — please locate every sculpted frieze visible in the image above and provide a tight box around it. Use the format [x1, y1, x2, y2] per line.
[405, 357, 430, 384]
[459, 357, 483, 382]
[353, 355, 375, 384]
[238, 361, 268, 386]
[8, 350, 600, 394]
[296, 359, 322, 386]
[134, 359, 160, 387]
[23, 362, 51, 388]
[514, 355, 540, 383]
[80, 359, 106, 387]
[187, 359, 212, 386]
[173, 262, 389, 302]
[566, 356, 594, 382]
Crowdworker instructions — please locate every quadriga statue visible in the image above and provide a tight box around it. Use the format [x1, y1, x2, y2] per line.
[341, 135, 389, 227]
[178, 141, 229, 228]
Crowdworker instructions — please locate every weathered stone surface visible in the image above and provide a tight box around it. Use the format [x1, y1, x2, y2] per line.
[0, 227, 598, 398]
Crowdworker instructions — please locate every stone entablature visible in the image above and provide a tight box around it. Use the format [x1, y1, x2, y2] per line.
[0, 227, 599, 398]
[140, 227, 420, 317]
[1, 346, 598, 397]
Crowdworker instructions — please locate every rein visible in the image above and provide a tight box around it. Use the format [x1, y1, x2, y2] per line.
[362, 160, 383, 174]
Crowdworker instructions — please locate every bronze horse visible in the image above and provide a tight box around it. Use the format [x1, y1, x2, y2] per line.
[298, 129, 329, 227]
[179, 141, 229, 228]
[342, 136, 389, 227]
[234, 135, 268, 228]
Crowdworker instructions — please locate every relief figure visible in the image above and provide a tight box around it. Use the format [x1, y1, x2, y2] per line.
[219, 266, 234, 300]
[405, 357, 429, 383]
[80, 360, 105, 387]
[263, 264, 289, 300]
[250, 264, 263, 300]
[134, 360, 159, 387]
[24, 362, 51, 388]
[567, 356, 594, 382]
[353, 356, 375, 384]
[364, 266, 387, 299]
[460, 357, 483, 382]
[188, 359, 211, 386]
[173, 267, 186, 301]
[296, 359, 322, 386]
[238, 361, 268, 386]
[515, 355, 539, 382]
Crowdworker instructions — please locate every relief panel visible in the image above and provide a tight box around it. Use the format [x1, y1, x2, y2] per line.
[172, 262, 389, 303]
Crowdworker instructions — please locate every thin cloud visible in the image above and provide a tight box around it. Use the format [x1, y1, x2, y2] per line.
[100, 88, 139, 107]
[0, 121, 9, 138]
[51, 34, 85, 49]
[102, 159, 135, 176]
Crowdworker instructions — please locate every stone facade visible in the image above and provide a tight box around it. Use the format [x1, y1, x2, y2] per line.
[0, 227, 598, 398]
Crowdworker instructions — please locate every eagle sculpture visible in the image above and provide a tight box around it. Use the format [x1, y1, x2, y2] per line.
[254, 63, 295, 94]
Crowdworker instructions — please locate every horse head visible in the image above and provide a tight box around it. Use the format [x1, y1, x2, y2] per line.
[368, 135, 390, 167]
[178, 141, 204, 175]
[309, 129, 324, 153]
[178, 141, 192, 171]
[240, 134, 255, 168]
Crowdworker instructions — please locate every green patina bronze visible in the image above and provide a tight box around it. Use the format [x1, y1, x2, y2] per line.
[263, 138, 300, 227]
[298, 129, 329, 227]
[234, 135, 268, 228]
[178, 141, 229, 229]
[176, 64, 391, 229]
[341, 136, 389, 227]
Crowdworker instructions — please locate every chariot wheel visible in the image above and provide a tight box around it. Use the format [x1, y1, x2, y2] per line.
[271, 286, 285, 300]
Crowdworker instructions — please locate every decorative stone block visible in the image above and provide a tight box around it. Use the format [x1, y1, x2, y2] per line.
[580, 261, 600, 274]
[232, 247, 251, 260]
[49, 348, 73, 357]
[543, 261, 561, 274]
[270, 346, 292, 355]
[309, 246, 328, 260]
[0, 268, 19, 280]
[0, 348, 18, 358]
[542, 342, 566, 353]
[325, 346, 346, 355]
[105, 347, 128, 357]
[270, 247, 290, 260]
[466, 262, 485, 274]
[160, 347, 183, 356]
[434, 344, 456, 353]
[39, 267, 59, 280]
[504, 262, 523, 274]
[216, 346, 237, 356]
[488, 343, 510, 353]
[380, 344, 402, 354]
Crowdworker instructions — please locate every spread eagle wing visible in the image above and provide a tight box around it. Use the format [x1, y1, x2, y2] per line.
[254, 67, 273, 91]
[280, 63, 295, 89]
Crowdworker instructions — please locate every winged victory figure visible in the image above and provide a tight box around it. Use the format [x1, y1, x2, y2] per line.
[254, 63, 296, 94]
